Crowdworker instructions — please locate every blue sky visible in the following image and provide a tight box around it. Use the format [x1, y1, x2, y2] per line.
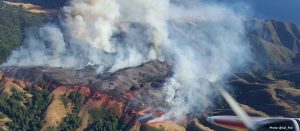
[216, 0, 300, 25]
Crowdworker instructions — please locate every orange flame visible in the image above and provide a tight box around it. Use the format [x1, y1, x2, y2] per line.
[133, 108, 151, 116]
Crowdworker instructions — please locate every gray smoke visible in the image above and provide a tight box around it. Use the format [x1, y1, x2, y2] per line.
[4, 0, 250, 122]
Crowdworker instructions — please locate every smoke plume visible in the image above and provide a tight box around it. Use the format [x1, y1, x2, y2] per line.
[4, 0, 250, 122]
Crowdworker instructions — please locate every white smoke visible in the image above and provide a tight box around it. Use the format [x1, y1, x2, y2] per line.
[63, 0, 120, 53]
[4, 0, 250, 122]
[151, 14, 249, 122]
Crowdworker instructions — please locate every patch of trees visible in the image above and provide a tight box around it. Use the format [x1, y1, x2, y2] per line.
[0, 2, 45, 64]
[0, 87, 50, 130]
[58, 91, 86, 131]
[84, 108, 125, 131]
[58, 114, 81, 131]
[0, 112, 6, 119]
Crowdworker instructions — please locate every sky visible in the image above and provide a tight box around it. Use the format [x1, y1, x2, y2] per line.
[216, 0, 300, 25]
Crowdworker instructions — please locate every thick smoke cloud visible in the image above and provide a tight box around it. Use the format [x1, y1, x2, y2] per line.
[4, 0, 250, 122]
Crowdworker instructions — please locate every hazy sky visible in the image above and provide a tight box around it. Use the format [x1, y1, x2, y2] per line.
[216, 0, 300, 25]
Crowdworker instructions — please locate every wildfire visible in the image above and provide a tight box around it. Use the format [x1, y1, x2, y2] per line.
[78, 86, 91, 96]
[146, 120, 168, 125]
[123, 92, 136, 100]
[134, 108, 151, 116]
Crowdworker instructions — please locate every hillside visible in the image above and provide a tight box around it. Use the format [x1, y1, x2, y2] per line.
[0, 61, 180, 131]
[2, 61, 300, 131]
[0, 2, 45, 64]
[245, 18, 300, 70]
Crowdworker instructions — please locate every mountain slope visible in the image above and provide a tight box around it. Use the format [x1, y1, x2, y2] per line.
[2, 61, 300, 131]
[245, 18, 300, 69]
[0, 61, 178, 131]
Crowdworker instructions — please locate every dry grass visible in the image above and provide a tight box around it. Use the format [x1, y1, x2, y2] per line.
[0, 80, 26, 97]
[192, 119, 214, 131]
[147, 121, 186, 131]
[267, 81, 300, 115]
[41, 87, 72, 130]
[2, 1, 47, 14]
[240, 104, 268, 117]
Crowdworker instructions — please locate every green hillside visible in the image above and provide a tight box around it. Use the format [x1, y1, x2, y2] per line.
[0, 2, 45, 64]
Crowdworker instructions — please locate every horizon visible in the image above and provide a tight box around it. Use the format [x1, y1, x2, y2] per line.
[216, 0, 300, 25]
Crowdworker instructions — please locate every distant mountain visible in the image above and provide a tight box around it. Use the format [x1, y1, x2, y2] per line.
[244, 18, 300, 70]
